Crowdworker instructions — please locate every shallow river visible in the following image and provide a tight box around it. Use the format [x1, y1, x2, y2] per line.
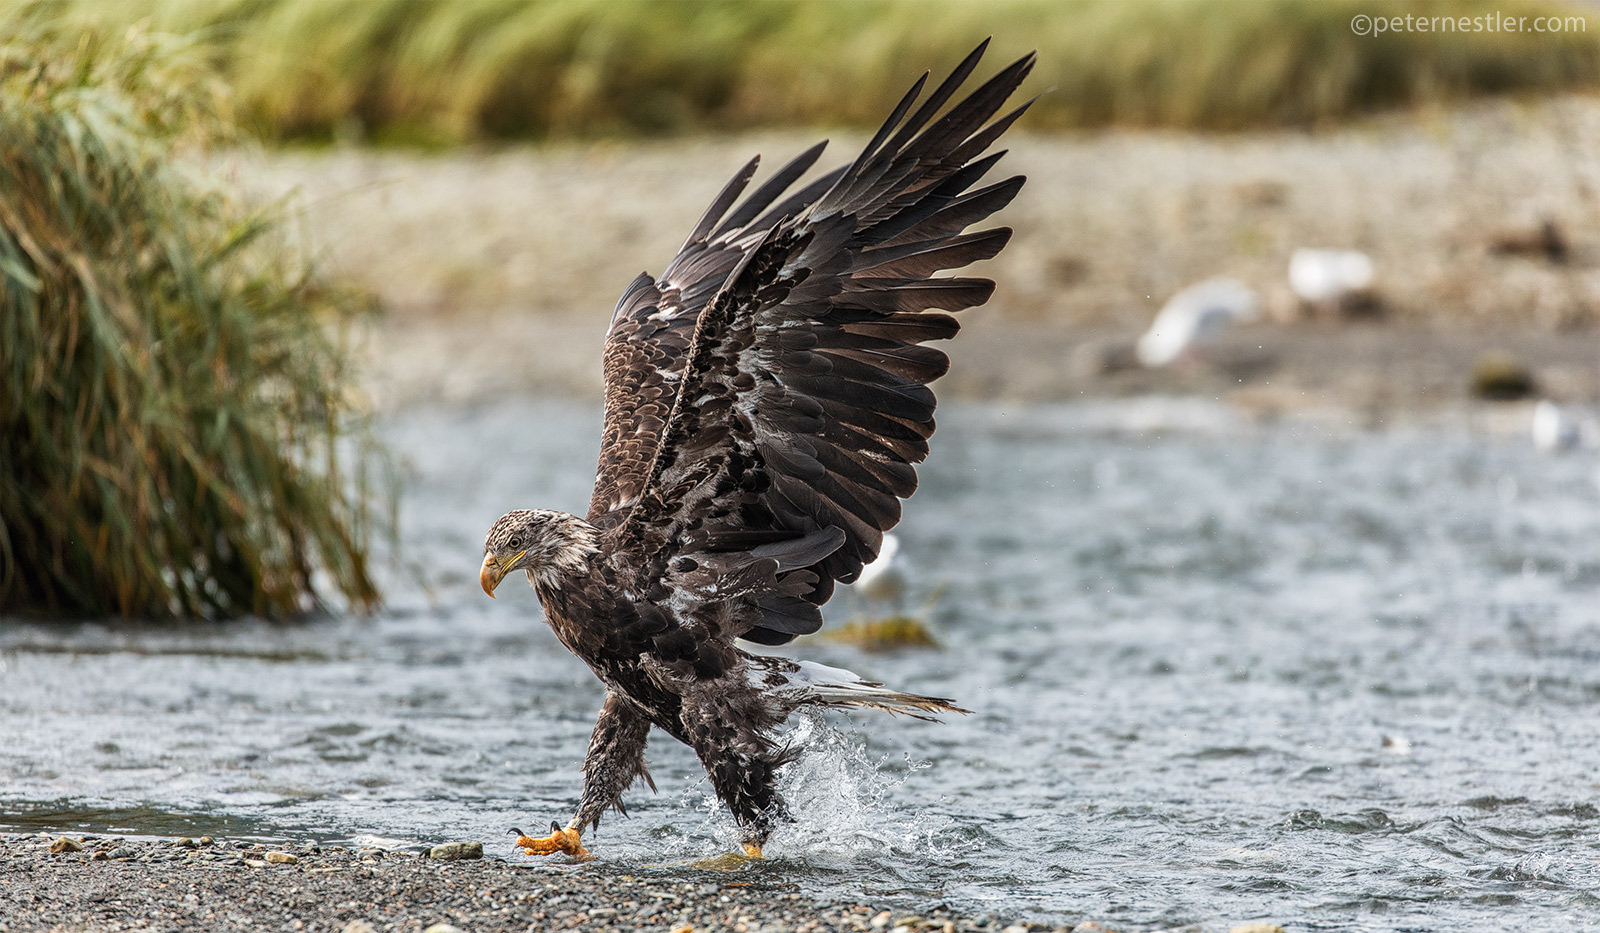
[5, 399, 1600, 932]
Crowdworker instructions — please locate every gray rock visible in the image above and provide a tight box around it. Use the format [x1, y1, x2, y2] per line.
[107, 847, 136, 860]
[428, 841, 483, 861]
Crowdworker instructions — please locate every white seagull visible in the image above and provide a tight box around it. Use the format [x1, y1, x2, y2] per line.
[1532, 400, 1594, 452]
[1288, 248, 1374, 306]
[1136, 277, 1259, 368]
[849, 532, 906, 606]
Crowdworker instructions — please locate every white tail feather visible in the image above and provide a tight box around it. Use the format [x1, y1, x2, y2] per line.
[785, 660, 968, 721]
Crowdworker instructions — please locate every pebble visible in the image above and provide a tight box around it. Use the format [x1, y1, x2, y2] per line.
[1230, 926, 1286, 933]
[423, 925, 465, 933]
[428, 841, 483, 861]
[264, 851, 298, 864]
[89, 851, 109, 861]
[48, 837, 82, 854]
[107, 848, 135, 860]
[342, 923, 377, 933]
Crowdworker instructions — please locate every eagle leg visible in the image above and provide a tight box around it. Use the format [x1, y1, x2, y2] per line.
[511, 692, 654, 861]
[572, 692, 656, 830]
[511, 822, 590, 860]
[683, 685, 791, 856]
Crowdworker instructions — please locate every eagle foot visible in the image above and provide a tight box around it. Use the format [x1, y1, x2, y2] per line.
[509, 822, 591, 861]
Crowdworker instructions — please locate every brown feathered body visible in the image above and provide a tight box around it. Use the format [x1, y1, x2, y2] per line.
[481, 43, 1034, 849]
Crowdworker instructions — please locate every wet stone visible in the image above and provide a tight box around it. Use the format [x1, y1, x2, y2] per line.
[107, 847, 136, 860]
[428, 841, 483, 861]
[174, 837, 198, 848]
[89, 851, 109, 861]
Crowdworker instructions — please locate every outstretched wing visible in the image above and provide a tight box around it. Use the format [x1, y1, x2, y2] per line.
[587, 144, 845, 525]
[609, 42, 1034, 646]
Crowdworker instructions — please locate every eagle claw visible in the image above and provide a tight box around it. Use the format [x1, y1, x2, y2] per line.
[511, 822, 591, 861]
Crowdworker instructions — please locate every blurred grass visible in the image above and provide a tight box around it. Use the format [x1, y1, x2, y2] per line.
[48, 0, 1600, 145]
[0, 12, 388, 619]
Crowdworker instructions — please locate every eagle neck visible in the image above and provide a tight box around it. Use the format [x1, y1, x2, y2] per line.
[520, 511, 602, 595]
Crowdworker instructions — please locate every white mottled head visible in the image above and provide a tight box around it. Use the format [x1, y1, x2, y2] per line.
[480, 509, 600, 596]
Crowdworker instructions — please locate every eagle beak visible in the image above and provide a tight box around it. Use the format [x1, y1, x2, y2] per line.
[480, 550, 527, 598]
[480, 555, 503, 598]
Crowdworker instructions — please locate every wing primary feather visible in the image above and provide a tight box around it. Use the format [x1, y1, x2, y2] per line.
[680, 155, 760, 252]
[863, 167, 1020, 244]
[747, 166, 849, 234]
[851, 70, 931, 175]
[712, 141, 829, 239]
[894, 52, 1036, 171]
[881, 37, 993, 155]
[945, 98, 1039, 168]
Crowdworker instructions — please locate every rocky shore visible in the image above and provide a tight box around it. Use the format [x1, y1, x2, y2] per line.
[0, 833, 1135, 933]
[236, 96, 1600, 417]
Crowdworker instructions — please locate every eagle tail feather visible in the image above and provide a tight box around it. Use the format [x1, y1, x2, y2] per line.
[790, 660, 968, 722]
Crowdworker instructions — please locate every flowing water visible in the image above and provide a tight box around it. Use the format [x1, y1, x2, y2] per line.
[5, 399, 1600, 931]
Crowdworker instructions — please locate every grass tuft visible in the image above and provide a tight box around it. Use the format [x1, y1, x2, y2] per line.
[0, 10, 388, 619]
[47, 0, 1600, 144]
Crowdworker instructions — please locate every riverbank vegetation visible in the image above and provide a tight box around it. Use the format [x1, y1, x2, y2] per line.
[50, 0, 1600, 145]
[0, 15, 387, 619]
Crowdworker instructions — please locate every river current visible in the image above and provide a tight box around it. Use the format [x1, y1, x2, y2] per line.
[4, 398, 1600, 931]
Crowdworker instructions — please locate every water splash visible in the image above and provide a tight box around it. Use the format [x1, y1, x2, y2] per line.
[653, 713, 953, 866]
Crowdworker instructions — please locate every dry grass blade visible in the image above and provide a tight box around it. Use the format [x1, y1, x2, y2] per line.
[45, 0, 1600, 143]
[0, 10, 389, 619]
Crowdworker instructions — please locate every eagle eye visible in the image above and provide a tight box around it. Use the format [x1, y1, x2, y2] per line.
[507, 535, 524, 551]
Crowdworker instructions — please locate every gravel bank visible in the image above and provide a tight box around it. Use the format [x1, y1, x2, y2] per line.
[0, 834, 1098, 933]
[233, 97, 1600, 414]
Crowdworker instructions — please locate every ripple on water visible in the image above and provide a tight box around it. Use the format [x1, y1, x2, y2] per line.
[4, 399, 1600, 931]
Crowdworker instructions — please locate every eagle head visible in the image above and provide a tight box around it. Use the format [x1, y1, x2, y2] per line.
[480, 509, 600, 597]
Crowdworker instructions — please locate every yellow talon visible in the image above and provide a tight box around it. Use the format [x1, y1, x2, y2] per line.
[510, 823, 591, 861]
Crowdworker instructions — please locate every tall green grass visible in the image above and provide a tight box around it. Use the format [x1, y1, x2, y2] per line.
[50, 0, 1600, 144]
[0, 13, 386, 619]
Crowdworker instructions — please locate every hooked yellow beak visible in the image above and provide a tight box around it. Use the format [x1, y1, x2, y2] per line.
[480, 556, 501, 598]
[479, 551, 526, 598]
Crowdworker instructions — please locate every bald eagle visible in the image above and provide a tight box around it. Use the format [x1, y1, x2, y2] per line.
[479, 42, 1033, 860]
